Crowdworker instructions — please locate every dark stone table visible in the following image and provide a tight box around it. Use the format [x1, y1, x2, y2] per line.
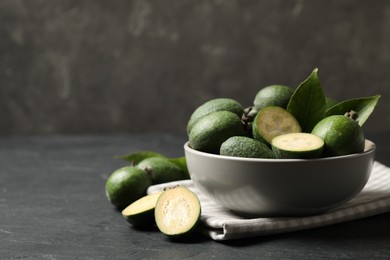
[1, 132, 390, 259]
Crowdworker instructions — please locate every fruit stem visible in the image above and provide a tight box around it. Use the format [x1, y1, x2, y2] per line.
[241, 106, 257, 130]
[344, 110, 359, 121]
[143, 166, 153, 178]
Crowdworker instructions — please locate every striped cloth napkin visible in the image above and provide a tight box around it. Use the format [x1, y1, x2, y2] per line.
[147, 161, 390, 241]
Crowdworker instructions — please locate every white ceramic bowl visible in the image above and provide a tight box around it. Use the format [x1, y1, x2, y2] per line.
[184, 140, 376, 216]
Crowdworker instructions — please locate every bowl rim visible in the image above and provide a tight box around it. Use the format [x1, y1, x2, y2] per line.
[184, 139, 376, 163]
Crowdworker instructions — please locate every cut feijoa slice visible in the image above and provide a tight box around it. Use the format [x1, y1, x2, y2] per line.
[252, 106, 302, 144]
[122, 191, 164, 228]
[155, 186, 201, 238]
[271, 133, 324, 159]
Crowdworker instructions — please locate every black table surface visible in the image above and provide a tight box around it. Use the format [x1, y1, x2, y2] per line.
[1, 131, 390, 259]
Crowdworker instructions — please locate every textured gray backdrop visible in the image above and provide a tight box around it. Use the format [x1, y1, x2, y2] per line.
[1, 0, 389, 135]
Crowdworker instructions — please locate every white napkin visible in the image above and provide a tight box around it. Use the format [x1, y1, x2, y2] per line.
[147, 161, 390, 241]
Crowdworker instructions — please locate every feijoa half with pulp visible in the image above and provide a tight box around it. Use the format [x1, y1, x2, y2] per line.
[122, 191, 163, 228]
[155, 186, 201, 239]
[252, 106, 302, 144]
[271, 133, 324, 159]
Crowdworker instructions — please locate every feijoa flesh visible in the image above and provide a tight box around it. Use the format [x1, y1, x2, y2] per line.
[137, 157, 185, 185]
[271, 133, 324, 159]
[311, 115, 365, 156]
[122, 191, 163, 228]
[220, 136, 274, 158]
[189, 110, 246, 154]
[187, 98, 244, 134]
[105, 166, 152, 210]
[252, 106, 302, 144]
[155, 186, 201, 238]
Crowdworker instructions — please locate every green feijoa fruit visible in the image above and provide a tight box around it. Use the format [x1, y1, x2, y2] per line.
[105, 166, 152, 210]
[220, 136, 274, 159]
[252, 106, 302, 145]
[311, 115, 365, 157]
[271, 133, 324, 159]
[187, 98, 244, 134]
[155, 186, 201, 239]
[189, 110, 247, 154]
[122, 191, 164, 228]
[137, 157, 185, 185]
[253, 85, 294, 111]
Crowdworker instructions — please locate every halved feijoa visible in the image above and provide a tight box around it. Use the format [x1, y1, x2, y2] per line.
[271, 133, 324, 159]
[187, 98, 244, 134]
[252, 106, 302, 144]
[220, 136, 274, 158]
[311, 115, 365, 156]
[122, 191, 163, 228]
[155, 186, 201, 238]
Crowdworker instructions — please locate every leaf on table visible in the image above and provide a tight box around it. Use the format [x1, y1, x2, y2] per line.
[325, 95, 381, 126]
[287, 68, 327, 132]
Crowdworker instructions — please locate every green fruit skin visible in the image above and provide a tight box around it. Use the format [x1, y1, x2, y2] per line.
[187, 98, 244, 134]
[189, 111, 247, 154]
[271, 133, 324, 159]
[220, 136, 274, 159]
[311, 115, 365, 157]
[137, 157, 185, 185]
[123, 208, 155, 228]
[272, 145, 323, 159]
[122, 191, 163, 228]
[105, 166, 152, 210]
[253, 85, 294, 111]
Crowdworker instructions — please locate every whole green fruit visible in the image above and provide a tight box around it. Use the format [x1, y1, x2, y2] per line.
[187, 98, 244, 134]
[137, 157, 185, 184]
[189, 110, 246, 154]
[311, 115, 365, 156]
[253, 85, 294, 110]
[105, 166, 152, 210]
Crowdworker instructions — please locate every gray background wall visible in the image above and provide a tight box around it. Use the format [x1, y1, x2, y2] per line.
[1, 0, 389, 136]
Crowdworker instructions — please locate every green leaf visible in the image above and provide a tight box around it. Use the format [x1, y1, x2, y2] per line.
[325, 95, 381, 126]
[169, 157, 190, 179]
[287, 68, 327, 132]
[116, 151, 166, 165]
